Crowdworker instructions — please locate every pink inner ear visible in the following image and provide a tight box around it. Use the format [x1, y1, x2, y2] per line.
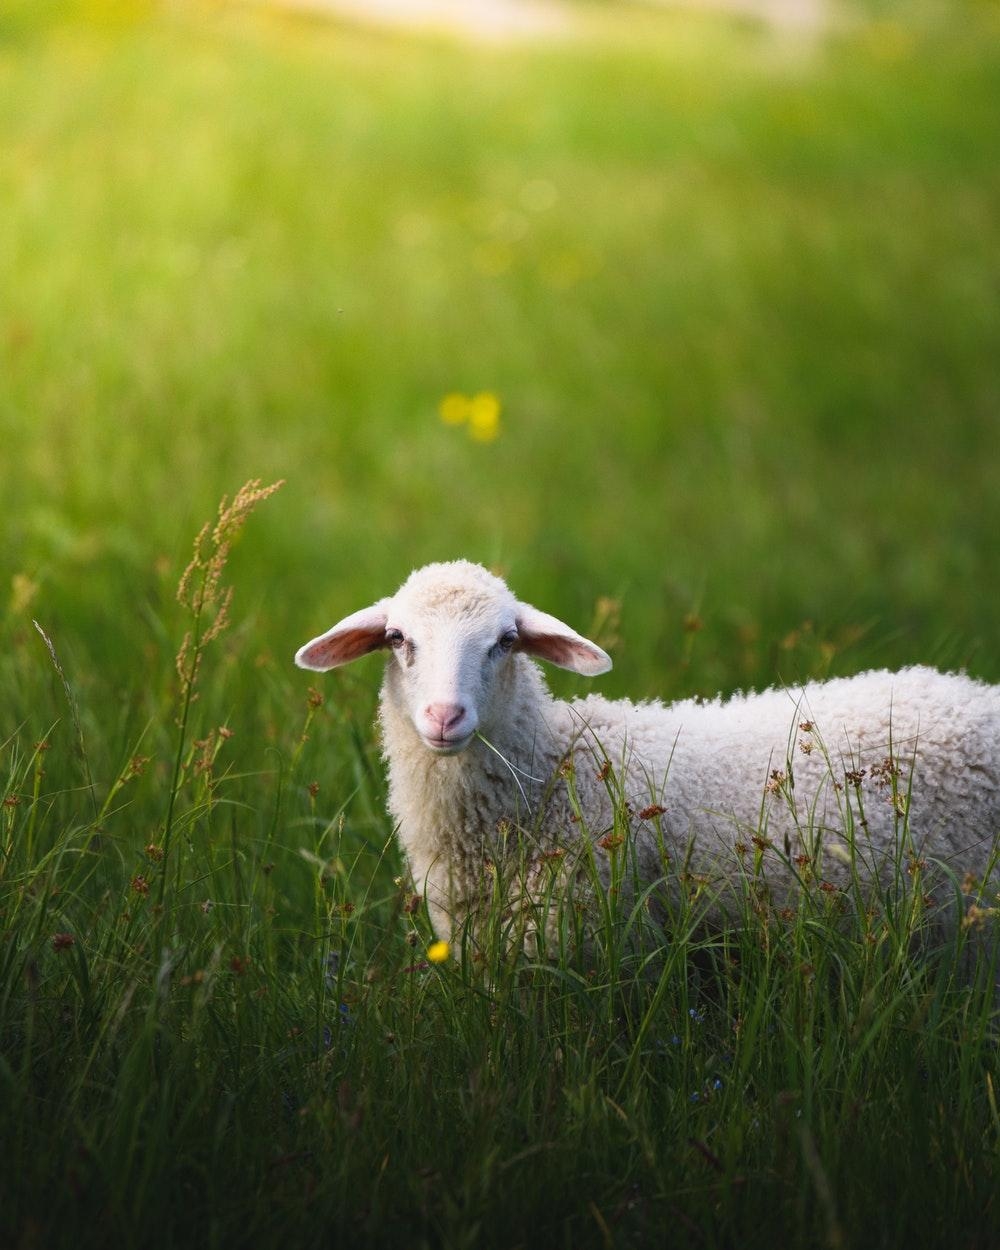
[514, 604, 612, 676]
[298, 628, 385, 670]
[295, 604, 389, 671]
[524, 634, 592, 670]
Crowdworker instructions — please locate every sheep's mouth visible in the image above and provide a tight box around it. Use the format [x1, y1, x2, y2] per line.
[421, 733, 475, 755]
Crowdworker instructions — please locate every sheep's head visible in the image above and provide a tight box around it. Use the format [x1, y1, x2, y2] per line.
[295, 561, 612, 755]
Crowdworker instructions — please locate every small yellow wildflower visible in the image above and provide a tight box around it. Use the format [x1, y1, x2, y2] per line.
[438, 391, 502, 442]
[468, 392, 501, 442]
[438, 393, 470, 425]
[427, 940, 450, 964]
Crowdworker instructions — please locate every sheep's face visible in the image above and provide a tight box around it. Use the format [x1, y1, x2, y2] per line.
[295, 561, 612, 756]
[381, 602, 516, 754]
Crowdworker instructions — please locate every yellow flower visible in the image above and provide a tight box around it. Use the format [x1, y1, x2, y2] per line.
[439, 393, 471, 425]
[427, 940, 450, 964]
[468, 392, 501, 442]
[438, 391, 502, 442]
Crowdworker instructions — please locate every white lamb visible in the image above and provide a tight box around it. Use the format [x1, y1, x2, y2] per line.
[295, 560, 1000, 942]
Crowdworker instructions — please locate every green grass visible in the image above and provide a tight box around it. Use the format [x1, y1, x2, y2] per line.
[2, 1, 1000, 1246]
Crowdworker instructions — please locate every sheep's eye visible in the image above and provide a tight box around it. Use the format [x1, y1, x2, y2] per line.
[497, 630, 518, 653]
[385, 629, 406, 649]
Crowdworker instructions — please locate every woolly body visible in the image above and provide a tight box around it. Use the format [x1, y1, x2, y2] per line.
[297, 561, 1000, 939]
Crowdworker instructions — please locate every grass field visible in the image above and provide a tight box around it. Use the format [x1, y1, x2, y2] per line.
[3, 1, 1000, 1246]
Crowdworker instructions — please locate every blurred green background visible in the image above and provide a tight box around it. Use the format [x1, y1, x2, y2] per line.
[3, 0, 1000, 717]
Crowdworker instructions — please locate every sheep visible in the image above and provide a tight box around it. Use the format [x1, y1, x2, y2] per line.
[295, 560, 1000, 944]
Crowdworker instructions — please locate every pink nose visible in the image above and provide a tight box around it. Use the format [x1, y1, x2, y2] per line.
[424, 703, 468, 736]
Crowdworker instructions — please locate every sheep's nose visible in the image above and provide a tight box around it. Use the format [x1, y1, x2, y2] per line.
[424, 703, 468, 735]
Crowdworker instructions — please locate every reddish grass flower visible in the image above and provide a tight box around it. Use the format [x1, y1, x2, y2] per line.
[638, 804, 666, 821]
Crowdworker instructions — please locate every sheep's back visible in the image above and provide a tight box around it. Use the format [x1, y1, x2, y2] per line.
[565, 666, 1000, 887]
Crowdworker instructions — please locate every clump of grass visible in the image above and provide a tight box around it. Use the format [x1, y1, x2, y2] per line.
[160, 478, 283, 903]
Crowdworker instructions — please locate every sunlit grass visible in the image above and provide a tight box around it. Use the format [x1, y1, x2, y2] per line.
[3, 1, 1000, 691]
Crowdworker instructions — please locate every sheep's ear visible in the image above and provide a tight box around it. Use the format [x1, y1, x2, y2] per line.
[514, 603, 612, 677]
[295, 603, 389, 671]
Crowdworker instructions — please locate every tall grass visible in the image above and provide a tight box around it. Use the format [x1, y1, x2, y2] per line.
[2, 1, 1000, 1246]
[2, 483, 999, 1249]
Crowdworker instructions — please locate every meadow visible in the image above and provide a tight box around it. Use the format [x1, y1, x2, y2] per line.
[2, 1, 1000, 1245]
